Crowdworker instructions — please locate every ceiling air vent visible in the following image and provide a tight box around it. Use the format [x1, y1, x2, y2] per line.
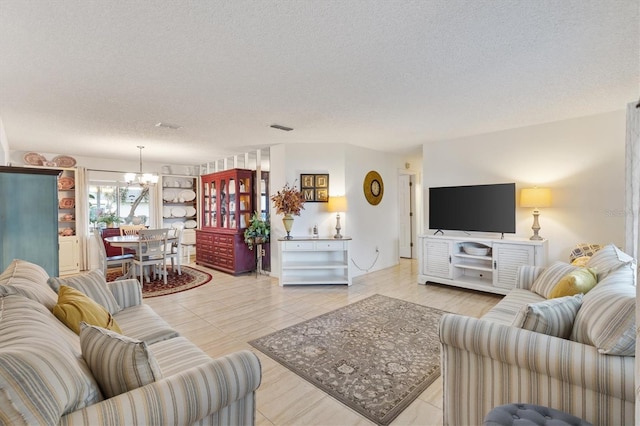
[155, 122, 182, 130]
[270, 124, 293, 131]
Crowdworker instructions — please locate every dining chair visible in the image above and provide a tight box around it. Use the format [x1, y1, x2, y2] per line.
[133, 228, 170, 285]
[93, 229, 133, 278]
[119, 224, 146, 236]
[180, 229, 196, 264]
[166, 227, 184, 275]
[118, 224, 145, 271]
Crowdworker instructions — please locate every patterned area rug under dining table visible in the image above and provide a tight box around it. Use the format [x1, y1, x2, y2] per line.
[106, 265, 212, 298]
[249, 294, 448, 425]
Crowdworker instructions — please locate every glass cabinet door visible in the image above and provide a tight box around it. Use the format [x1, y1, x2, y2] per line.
[203, 181, 210, 227]
[238, 176, 251, 228]
[228, 178, 235, 228]
[220, 179, 227, 228]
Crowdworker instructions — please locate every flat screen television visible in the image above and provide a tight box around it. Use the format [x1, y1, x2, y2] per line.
[429, 183, 516, 234]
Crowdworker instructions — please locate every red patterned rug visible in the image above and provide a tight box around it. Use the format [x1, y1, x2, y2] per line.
[106, 265, 212, 298]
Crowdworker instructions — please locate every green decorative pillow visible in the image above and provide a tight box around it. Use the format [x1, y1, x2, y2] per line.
[549, 268, 598, 299]
[530, 262, 579, 298]
[80, 323, 163, 398]
[512, 294, 583, 339]
[53, 285, 122, 335]
[48, 270, 121, 315]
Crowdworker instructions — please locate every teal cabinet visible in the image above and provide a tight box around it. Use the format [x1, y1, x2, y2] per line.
[0, 166, 60, 276]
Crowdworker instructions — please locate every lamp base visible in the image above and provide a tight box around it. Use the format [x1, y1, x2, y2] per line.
[529, 209, 544, 240]
[334, 213, 343, 239]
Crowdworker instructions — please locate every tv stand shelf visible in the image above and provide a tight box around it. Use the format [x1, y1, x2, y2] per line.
[418, 234, 548, 295]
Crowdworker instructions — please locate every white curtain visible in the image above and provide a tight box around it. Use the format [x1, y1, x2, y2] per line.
[627, 102, 640, 262]
[77, 167, 89, 270]
[627, 101, 640, 421]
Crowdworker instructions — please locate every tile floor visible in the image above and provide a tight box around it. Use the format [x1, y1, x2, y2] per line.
[145, 259, 502, 425]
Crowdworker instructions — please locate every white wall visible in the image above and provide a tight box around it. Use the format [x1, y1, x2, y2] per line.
[269, 143, 405, 278]
[0, 118, 8, 166]
[423, 110, 627, 262]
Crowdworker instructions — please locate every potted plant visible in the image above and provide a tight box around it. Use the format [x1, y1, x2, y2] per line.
[271, 182, 305, 240]
[243, 212, 270, 250]
[97, 212, 123, 228]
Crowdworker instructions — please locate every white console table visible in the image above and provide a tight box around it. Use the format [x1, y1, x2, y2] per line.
[418, 234, 548, 295]
[278, 237, 352, 286]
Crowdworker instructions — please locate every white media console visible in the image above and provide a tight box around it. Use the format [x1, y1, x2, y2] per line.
[418, 234, 548, 295]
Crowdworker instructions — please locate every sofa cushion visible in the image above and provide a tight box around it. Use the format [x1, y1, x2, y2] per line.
[150, 336, 214, 376]
[530, 262, 579, 298]
[53, 285, 123, 335]
[0, 294, 102, 424]
[549, 268, 597, 299]
[586, 243, 636, 283]
[570, 268, 636, 355]
[481, 288, 545, 325]
[80, 323, 163, 398]
[0, 259, 57, 310]
[114, 304, 179, 344]
[48, 270, 121, 314]
[512, 294, 583, 339]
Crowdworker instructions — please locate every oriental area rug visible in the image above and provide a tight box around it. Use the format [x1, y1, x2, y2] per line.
[249, 294, 447, 425]
[106, 266, 212, 298]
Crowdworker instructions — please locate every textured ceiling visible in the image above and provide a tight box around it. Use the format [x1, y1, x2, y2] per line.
[0, 0, 638, 165]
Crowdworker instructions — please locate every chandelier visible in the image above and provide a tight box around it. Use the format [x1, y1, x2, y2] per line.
[124, 145, 159, 187]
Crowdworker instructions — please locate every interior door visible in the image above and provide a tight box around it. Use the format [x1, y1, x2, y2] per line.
[398, 174, 412, 258]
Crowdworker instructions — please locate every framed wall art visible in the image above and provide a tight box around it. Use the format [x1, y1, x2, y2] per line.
[300, 173, 329, 202]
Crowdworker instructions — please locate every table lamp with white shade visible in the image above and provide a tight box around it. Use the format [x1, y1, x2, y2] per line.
[520, 188, 552, 240]
[327, 196, 348, 239]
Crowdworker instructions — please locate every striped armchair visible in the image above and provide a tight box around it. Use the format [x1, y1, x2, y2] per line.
[439, 245, 636, 426]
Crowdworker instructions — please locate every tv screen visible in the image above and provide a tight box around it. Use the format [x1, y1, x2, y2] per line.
[429, 183, 516, 234]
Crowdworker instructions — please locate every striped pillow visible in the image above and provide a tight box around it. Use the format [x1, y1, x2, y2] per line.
[0, 295, 102, 424]
[0, 259, 58, 310]
[512, 294, 583, 338]
[48, 270, 121, 314]
[570, 268, 636, 355]
[0, 387, 26, 425]
[530, 262, 579, 298]
[586, 243, 636, 282]
[80, 323, 163, 398]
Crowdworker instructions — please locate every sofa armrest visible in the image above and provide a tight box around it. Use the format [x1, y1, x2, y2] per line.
[439, 314, 634, 425]
[515, 265, 544, 290]
[59, 349, 262, 425]
[107, 278, 142, 308]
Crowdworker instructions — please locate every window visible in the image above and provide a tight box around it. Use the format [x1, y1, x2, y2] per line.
[89, 183, 152, 230]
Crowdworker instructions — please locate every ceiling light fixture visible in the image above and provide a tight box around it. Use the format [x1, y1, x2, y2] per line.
[270, 124, 294, 131]
[124, 145, 159, 188]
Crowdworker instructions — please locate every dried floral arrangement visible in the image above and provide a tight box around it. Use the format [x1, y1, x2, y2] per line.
[271, 182, 306, 216]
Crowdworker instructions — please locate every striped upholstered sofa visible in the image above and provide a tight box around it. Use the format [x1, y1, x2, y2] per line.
[0, 259, 262, 425]
[439, 244, 636, 425]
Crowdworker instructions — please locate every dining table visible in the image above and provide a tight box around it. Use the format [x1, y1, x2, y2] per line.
[104, 233, 177, 280]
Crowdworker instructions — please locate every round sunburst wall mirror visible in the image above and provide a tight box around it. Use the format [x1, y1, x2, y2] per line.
[363, 170, 384, 205]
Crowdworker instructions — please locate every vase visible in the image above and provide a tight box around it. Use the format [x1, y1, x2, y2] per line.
[282, 214, 294, 240]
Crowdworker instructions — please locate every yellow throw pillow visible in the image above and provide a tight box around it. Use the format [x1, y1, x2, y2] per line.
[53, 285, 122, 335]
[570, 256, 591, 267]
[549, 268, 598, 299]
